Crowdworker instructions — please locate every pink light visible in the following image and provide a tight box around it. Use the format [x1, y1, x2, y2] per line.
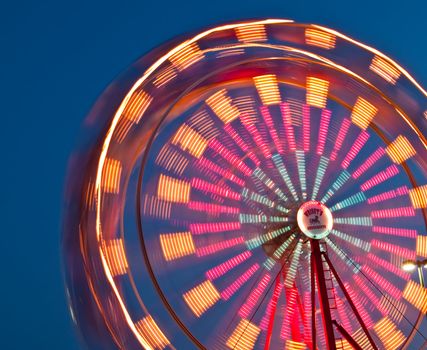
[344, 282, 373, 328]
[341, 130, 369, 169]
[280, 287, 298, 340]
[238, 273, 271, 319]
[190, 221, 241, 235]
[367, 253, 411, 280]
[280, 102, 296, 151]
[360, 164, 399, 191]
[224, 124, 261, 166]
[241, 113, 272, 160]
[372, 226, 417, 238]
[352, 147, 385, 179]
[260, 106, 284, 154]
[196, 236, 245, 257]
[303, 292, 312, 343]
[206, 251, 252, 280]
[221, 263, 259, 300]
[197, 157, 245, 186]
[209, 139, 252, 176]
[303, 104, 310, 152]
[191, 177, 241, 201]
[188, 201, 239, 214]
[336, 297, 352, 334]
[260, 280, 283, 330]
[371, 206, 415, 219]
[361, 265, 402, 300]
[367, 186, 408, 204]
[330, 118, 351, 161]
[353, 274, 386, 315]
[371, 240, 416, 259]
[316, 109, 331, 155]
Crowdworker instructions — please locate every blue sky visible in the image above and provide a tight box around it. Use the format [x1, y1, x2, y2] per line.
[2, 0, 426, 349]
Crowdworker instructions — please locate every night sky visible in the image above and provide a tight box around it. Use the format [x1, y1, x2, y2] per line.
[2, 0, 426, 349]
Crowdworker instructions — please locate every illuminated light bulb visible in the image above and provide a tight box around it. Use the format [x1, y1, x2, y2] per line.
[401, 260, 417, 272]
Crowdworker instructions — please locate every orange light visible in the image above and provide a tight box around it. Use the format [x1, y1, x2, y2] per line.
[206, 89, 241, 124]
[386, 135, 416, 164]
[409, 185, 427, 209]
[235, 24, 267, 42]
[160, 232, 195, 261]
[306, 76, 329, 108]
[335, 340, 352, 350]
[156, 146, 189, 176]
[169, 42, 204, 71]
[253, 74, 281, 105]
[101, 158, 122, 193]
[114, 90, 153, 142]
[171, 124, 208, 158]
[183, 280, 221, 317]
[370, 55, 401, 84]
[403, 280, 427, 313]
[380, 296, 406, 323]
[85, 180, 96, 209]
[102, 239, 128, 276]
[226, 318, 260, 350]
[374, 317, 405, 350]
[157, 174, 191, 203]
[135, 315, 170, 350]
[352, 328, 371, 349]
[305, 28, 336, 49]
[286, 340, 307, 349]
[143, 195, 172, 219]
[416, 236, 427, 257]
[351, 97, 377, 130]
[153, 65, 177, 87]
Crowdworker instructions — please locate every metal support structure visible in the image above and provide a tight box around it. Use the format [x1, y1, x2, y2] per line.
[332, 320, 363, 350]
[322, 252, 379, 350]
[311, 239, 337, 350]
[311, 252, 317, 350]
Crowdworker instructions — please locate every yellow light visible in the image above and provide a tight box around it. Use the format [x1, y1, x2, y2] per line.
[160, 232, 195, 261]
[374, 317, 405, 350]
[403, 280, 427, 313]
[169, 42, 204, 71]
[409, 185, 427, 209]
[135, 315, 170, 350]
[306, 76, 329, 108]
[370, 55, 401, 84]
[335, 339, 352, 350]
[183, 280, 221, 317]
[286, 340, 307, 349]
[401, 260, 417, 272]
[416, 236, 427, 257]
[386, 135, 416, 164]
[102, 239, 128, 276]
[101, 158, 122, 194]
[226, 318, 260, 350]
[206, 89, 241, 124]
[235, 24, 267, 42]
[305, 28, 336, 49]
[351, 96, 377, 130]
[171, 124, 208, 158]
[253, 74, 281, 105]
[157, 174, 191, 203]
[153, 65, 177, 87]
[352, 328, 371, 349]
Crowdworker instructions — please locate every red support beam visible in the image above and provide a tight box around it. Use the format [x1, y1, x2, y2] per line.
[322, 252, 378, 350]
[311, 239, 337, 350]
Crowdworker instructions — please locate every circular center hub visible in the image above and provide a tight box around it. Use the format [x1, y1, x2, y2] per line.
[297, 201, 333, 240]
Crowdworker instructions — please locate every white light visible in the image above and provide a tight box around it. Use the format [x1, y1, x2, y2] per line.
[297, 201, 333, 240]
[401, 260, 417, 272]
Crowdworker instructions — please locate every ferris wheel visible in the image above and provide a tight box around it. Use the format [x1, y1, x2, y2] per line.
[63, 19, 427, 350]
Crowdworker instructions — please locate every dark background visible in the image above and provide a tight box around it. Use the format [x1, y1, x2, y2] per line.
[2, 0, 426, 349]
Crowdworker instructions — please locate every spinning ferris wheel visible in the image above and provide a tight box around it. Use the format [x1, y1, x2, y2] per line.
[63, 19, 427, 350]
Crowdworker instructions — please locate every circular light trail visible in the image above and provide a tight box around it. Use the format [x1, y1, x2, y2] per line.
[62, 19, 427, 350]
